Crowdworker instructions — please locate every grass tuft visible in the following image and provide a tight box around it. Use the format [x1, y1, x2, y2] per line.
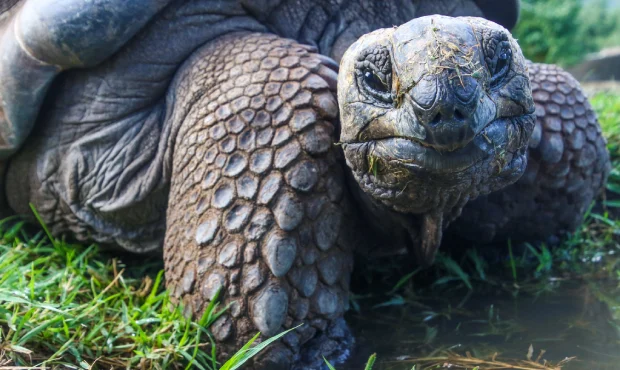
[0, 222, 283, 369]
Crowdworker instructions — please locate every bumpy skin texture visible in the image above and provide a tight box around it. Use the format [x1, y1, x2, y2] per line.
[451, 63, 611, 243]
[163, 33, 357, 369]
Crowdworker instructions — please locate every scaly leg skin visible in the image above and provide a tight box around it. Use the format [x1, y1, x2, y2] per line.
[451, 62, 611, 244]
[163, 33, 358, 369]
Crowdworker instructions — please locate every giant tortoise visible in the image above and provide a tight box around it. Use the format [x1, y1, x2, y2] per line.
[0, 0, 610, 369]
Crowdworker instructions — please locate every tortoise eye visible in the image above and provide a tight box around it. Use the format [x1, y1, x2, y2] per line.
[364, 69, 389, 94]
[355, 47, 393, 106]
[489, 41, 512, 88]
[495, 46, 511, 75]
[358, 68, 393, 105]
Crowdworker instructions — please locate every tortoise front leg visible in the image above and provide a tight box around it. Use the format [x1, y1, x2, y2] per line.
[164, 32, 357, 369]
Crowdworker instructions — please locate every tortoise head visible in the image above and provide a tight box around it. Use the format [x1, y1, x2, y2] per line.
[338, 15, 535, 262]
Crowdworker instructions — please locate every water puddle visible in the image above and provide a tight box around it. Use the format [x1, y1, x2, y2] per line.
[342, 275, 620, 369]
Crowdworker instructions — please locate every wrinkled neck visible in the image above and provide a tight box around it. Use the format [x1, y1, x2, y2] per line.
[343, 165, 422, 258]
[343, 163, 457, 265]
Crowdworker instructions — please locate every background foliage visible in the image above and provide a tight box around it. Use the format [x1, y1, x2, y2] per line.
[513, 0, 620, 66]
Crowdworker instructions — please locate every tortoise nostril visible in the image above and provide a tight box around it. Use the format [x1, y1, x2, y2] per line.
[430, 112, 442, 126]
[454, 109, 466, 121]
[426, 109, 468, 126]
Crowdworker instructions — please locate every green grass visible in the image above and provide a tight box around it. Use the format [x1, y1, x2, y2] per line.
[513, 0, 620, 67]
[591, 93, 620, 196]
[591, 93, 620, 158]
[0, 219, 293, 369]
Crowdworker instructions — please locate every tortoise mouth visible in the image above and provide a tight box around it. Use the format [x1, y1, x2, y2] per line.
[371, 136, 485, 173]
[345, 116, 515, 174]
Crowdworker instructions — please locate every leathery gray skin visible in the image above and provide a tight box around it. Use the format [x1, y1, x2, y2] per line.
[0, 0, 608, 369]
[338, 16, 535, 264]
[0, 0, 172, 158]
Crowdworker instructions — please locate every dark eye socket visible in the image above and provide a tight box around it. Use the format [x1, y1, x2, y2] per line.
[489, 41, 512, 88]
[355, 47, 393, 105]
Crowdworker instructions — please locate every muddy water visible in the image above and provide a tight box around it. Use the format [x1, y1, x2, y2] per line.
[342, 281, 620, 369]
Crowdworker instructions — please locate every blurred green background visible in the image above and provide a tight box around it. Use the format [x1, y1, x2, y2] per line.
[513, 0, 620, 67]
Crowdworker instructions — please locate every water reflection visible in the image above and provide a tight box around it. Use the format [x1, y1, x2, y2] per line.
[342, 280, 620, 369]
